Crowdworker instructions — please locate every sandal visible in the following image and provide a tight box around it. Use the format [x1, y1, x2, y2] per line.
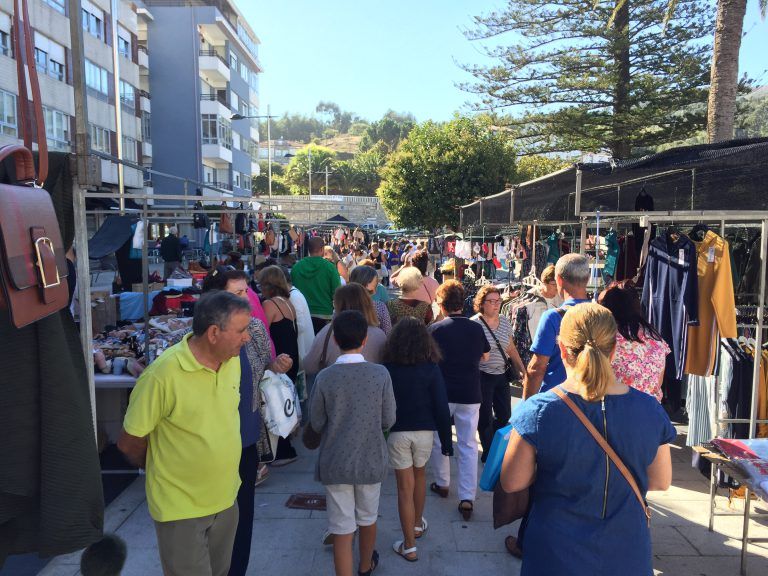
[357, 549, 379, 576]
[392, 540, 418, 562]
[414, 517, 428, 539]
[430, 482, 448, 498]
[505, 535, 523, 559]
[458, 500, 473, 521]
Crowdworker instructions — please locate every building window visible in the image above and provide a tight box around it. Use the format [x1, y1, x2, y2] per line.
[142, 112, 151, 143]
[85, 60, 108, 95]
[203, 166, 214, 183]
[249, 71, 258, 92]
[240, 62, 248, 82]
[0, 30, 10, 57]
[119, 81, 135, 109]
[0, 89, 17, 137]
[82, 3, 105, 40]
[49, 59, 64, 82]
[118, 36, 130, 59]
[43, 0, 66, 15]
[89, 124, 110, 154]
[201, 114, 232, 149]
[122, 136, 137, 162]
[44, 107, 70, 151]
[242, 173, 251, 191]
[229, 52, 238, 70]
[34, 48, 48, 75]
[233, 172, 241, 189]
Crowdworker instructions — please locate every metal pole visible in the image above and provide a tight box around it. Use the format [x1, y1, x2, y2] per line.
[510, 188, 514, 224]
[691, 168, 696, 210]
[267, 104, 272, 199]
[111, 0, 125, 213]
[325, 164, 329, 195]
[479, 200, 484, 226]
[575, 168, 583, 216]
[69, 0, 96, 441]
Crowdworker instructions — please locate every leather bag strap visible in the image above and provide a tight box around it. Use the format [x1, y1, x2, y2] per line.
[12, 0, 47, 184]
[319, 327, 333, 370]
[552, 386, 651, 526]
[0, 143, 37, 182]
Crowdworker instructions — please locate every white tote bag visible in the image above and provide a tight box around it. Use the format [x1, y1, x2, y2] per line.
[259, 370, 301, 438]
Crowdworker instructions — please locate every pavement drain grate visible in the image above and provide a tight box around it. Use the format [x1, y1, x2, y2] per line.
[285, 493, 327, 510]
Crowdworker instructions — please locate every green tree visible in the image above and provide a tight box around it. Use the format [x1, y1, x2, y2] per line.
[377, 117, 517, 229]
[462, 0, 713, 158]
[282, 145, 338, 195]
[736, 92, 768, 137]
[514, 155, 572, 183]
[359, 110, 416, 152]
[252, 161, 289, 196]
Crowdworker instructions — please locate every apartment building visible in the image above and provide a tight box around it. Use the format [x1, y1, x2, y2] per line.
[142, 0, 261, 201]
[0, 0, 150, 195]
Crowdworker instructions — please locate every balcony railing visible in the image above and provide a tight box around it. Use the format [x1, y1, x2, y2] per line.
[200, 92, 229, 107]
[204, 180, 231, 191]
[140, 89, 151, 100]
[199, 49, 227, 65]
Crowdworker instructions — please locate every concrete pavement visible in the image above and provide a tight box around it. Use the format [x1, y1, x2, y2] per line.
[38, 425, 768, 576]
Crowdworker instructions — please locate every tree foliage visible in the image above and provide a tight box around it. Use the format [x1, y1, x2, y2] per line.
[737, 93, 768, 138]
[282, 145, 338, 195]
[514, 155, 572, 183]
[461, 0, 714, 158]
[377, 117, 517, 229]
[252, 161, 288, 196]
[359, 110, 416, 152]
[261, 102, 366, 144]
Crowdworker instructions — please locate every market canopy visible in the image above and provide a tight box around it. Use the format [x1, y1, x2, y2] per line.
[88, 215, 138, 259]
[461, 137, 768, 230]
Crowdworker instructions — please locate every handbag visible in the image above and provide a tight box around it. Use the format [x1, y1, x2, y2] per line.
[482, 423, 530, 528]
[0, 0, 64, 329]
[219, 203, 234, 234]
[553, 386, 652, 526]
[478, 316, 517, 382]
[259, 370, 301, 438]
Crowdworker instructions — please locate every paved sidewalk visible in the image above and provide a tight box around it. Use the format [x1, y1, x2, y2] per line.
[39, 429, 768, 576]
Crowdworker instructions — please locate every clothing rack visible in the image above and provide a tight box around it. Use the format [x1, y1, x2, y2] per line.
[578, 210, 768, 575]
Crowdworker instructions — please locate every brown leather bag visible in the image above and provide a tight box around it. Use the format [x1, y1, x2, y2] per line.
[0, 0, 63, 329]
[219, 203, 233, 234]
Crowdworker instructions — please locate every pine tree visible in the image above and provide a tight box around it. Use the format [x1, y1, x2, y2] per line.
[461, 0, 714, 158]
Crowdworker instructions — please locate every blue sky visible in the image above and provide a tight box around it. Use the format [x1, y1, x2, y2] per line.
[242, 0, 768, 123]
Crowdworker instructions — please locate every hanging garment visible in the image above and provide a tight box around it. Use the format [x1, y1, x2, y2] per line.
[616, 234, 639, 281]
[0, 154, 103, 564]
[603, 229, 620, 279]
[193, 202, 210, 229]
[641, 232, 699, 381]
[545, 233, 559, 264]
[220, 207, 233, 234]
[685, 375, 715, 447]
[235, 212, 247, 235]
[684, 230, 737, 376]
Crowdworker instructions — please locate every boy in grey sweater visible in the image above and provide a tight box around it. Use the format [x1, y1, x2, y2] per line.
[309, 310, 397, 576]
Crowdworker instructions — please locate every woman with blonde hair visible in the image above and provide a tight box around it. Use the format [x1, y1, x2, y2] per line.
[387, 267, 433, 325]
[323, 245, 349, 284]
[501, 303, 675, 575]
[303, 283, 387, 375]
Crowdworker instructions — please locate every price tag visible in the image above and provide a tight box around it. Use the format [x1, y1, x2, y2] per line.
[679, 249, 685, 266]
[707, 247, 716, 263]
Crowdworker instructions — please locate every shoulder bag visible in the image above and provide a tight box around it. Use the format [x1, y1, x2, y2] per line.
[478, 316, 517, 382]
[553, 386, 652, 526]
[0, 0, 66, 329]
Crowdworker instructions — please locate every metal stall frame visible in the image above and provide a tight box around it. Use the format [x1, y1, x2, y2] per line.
[576, 210, 768, 575]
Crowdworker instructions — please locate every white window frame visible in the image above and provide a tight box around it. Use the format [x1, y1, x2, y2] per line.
[119, 80, 135, 109]
[0, 30, 10, 57]
[89, 124, 110, 154]
[117, 25, 131, 60]
[0, 89, 17, 137]
[239, 62, 248, 82]
[44, 107, 70, 151]
[122, 136, 137, 162]
[43, 0, 66, 15]
[81, 1, 105, 41]
[233, 171, 241, 189]
[85, 59, 108, 95]
[229, 52, 238, 70]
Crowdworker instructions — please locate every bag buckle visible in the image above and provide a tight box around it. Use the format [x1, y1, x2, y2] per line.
[34, 237, 61, 288]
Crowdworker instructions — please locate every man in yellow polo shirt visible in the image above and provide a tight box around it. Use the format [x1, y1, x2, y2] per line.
[118, 291, 251, 576]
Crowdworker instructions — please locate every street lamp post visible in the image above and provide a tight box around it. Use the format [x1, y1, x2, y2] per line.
[231, 108, 277, 199]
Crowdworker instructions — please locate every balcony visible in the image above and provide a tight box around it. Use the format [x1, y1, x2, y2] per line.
[140, 90, 151, 113]
[101, 160, 143, 188]
[138, 46, 149, 69]
[200, 92, 230, 117]
[201, 141, 232, 164]
[202, 180, 232, 192]
[142, 141, 153, 159]
[198, 49, 229, 85]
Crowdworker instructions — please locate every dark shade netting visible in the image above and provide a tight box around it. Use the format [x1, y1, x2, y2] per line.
[460, 137, 768, 229]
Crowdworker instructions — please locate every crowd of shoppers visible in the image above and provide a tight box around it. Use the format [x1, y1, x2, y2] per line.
[118, 238, 676, 576]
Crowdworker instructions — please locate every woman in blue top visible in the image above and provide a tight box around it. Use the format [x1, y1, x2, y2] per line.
[501, 303, 675, 576]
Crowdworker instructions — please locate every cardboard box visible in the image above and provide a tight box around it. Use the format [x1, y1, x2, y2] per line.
[91, 290, 117, 333]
